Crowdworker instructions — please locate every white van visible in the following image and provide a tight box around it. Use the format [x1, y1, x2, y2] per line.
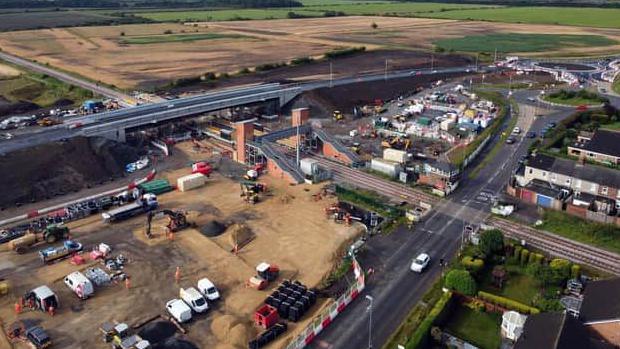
[166, 299, 192, 323]
[197, 278, 220, 301]
[179, 287, 208, 313]
[64, 271, 94, 299]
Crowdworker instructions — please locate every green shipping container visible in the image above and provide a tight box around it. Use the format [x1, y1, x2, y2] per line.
[139, 179, 173, 195]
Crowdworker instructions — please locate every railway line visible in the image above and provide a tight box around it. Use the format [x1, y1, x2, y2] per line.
[488, 217, 620, 275]
[310, 156, 440, 207]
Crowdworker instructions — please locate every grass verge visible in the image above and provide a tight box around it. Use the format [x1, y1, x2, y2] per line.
[538, 210, 620, 255]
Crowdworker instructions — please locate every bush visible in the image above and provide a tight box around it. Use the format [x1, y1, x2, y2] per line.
[255, 62, 286, 72]
[445, 270, 477, 296]
[550, 258, 571, 283]
[324, 46, 366, 59]
[527, 252, 537, 265]
[290, 56, 314, 65]
[526, 263, 554, 288]
[479, 229, 504, 256]
[571, 264, 581, 279]
[533, 294, 564, 312]
[461, 256, 485, 274]
[534, 253, 544, 264]
[520, 249, 530, 265]
[371, 22, 378, 29]
[514, 245, 522, 259]
[163, 29, 173, 34]
[478, 291, 540, 314]
[405, 291, 452, 349]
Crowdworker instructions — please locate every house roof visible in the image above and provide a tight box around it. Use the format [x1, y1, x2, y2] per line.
[515, 312, 611, 349]
[525, 179, 565, 199]
[579, 278, 620, 324]
[571, 129, 620, 158]
[527, 153, 620, 189]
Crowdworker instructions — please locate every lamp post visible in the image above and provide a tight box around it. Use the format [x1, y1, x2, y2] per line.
[366, 295, 374, 349]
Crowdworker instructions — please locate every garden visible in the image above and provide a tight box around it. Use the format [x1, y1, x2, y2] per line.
[401, 228, 584, 349]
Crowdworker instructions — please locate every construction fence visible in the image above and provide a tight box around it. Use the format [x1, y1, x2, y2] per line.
[284, 258, 366, 349]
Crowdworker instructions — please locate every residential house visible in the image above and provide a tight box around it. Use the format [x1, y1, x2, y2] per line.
[579, 278, 620, 346]
[568, 129, 620, 166]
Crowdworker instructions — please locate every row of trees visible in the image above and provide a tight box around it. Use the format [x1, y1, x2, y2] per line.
[0, 0, 302, 9]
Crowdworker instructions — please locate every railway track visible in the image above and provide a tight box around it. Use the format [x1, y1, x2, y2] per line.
[488, 217, 620, 275]
[309, 156, 440, 207]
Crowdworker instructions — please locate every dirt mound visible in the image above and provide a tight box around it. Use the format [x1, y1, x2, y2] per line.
[0, 136, 139, 208]
[139, 321, 177, 343]
[227, 223, 254, 249]
[211, 314, 254, 348]
[200, 220, 226, 237]
[152, 338, 199, 349]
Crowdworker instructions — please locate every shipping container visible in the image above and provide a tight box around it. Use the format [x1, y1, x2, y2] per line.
[177, 173, 206, 192]
[299, 158, 319, 176]
[138, 179, 173, 195]
[383, 148, 407, 163]
[370, 158, 401, 178]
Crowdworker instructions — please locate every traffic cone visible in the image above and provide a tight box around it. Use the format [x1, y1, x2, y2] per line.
[175, 266, 181, 283]
[125, 277, 131, 290]
[14, 302, 22, 314]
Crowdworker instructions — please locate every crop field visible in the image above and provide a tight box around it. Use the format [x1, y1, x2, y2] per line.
[136, 2, 498, 22]
[434, 33, 617, 53]
[0, 10, 143, 31]
[3, 15, 620, 89]
[425, 6, 620, 29]
[119, 32, 249, 44]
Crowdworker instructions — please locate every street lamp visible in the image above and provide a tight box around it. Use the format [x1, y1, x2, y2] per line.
[366, 295, 374, 349]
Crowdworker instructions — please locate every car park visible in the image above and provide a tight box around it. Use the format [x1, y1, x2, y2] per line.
[410, 253, 430, 273]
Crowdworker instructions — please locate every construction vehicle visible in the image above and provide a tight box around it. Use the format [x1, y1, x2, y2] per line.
[37, 117, 62, 127]
[332, 110, 343, 121]
[102, 194, 158, 223]
[145, 209, 192, 239]
[350, 142, 361, 154]
[240, 181, 266, 204]
[100, 322, 151, 349]
[39, 240, 83, 264]
[8, 225, 70, 254]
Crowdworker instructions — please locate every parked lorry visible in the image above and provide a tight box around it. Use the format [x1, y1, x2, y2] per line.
[102, 194, 158, 223]
[8, 225, 70, 254]
[39, 240, 83, 264]
[179, 287, 209, 313]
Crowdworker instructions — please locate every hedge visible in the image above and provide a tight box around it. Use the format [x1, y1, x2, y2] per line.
[461, 256, 485, 273]
[406, 291, 452, 349]
[571, 264, 581, 279]
[520, 249, 530, 265]
[478, 291, 540, 314]
[514, 245, 522, 259]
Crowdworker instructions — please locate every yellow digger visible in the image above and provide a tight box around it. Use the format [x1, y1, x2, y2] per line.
[333, 110, 343, 122]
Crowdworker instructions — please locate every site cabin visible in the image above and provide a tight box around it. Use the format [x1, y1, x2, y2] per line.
[25, 285, 59, 312]
[166, 299, 192, 323]
[197, 278, 220, 301]
[179, 287, 209, 313]
[64, 271, 94, 299]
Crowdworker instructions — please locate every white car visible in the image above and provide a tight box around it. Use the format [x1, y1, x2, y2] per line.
[410, 253, 430, 273]
[197, 278, 220, 301]
[512, 127, 521, 134]
[166, 299, 192, 323]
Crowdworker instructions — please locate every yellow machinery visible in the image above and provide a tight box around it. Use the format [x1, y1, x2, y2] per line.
[333, 110, 343, 121]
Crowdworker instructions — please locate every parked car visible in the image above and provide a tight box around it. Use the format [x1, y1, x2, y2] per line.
[547, 122, 557, 128]
[505, 136, 517, 144]
[197, 278, 220, 301]
[527, 97, 536, 102]
[166, 299, 192, 323]
[26, 326, 51, 349]
[179, 287, 209, 313]
[512, 126, 521, 134]
[410, 253, 430, 273]
[525, 131, 536, 139]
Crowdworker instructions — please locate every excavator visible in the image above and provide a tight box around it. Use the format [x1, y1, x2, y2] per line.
[332, 110, 343, 122]
[381, 136, 411, 151]
[145, 210, 192, 239]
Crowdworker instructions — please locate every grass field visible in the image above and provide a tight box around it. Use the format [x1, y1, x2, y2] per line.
[539, 210, 620, 255]
[136, 2, 498, 22]
[426, 6, 620, 29]
[0, 69, 94, 107]
[0, 10, 144, 31]
[120, 32, 248, 44]
[445, 306, 501, 349]
[435, 33, 617, 53]
[543, 89, 608, 106]
[614, 75, 620, 94]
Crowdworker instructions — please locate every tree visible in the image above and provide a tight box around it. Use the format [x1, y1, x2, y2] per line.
[445, 270, 477, 296]
[479, 229, 504, 256]
[550, 258, 571, 283]
[371, 22, 378, 29]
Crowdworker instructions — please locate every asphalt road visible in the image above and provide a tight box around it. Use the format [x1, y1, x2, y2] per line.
[310, 92, 584, 349]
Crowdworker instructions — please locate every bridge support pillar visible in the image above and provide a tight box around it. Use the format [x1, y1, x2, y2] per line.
[99, 128, 126, 143]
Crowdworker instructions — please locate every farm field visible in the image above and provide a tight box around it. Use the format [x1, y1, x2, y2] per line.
[3, 16, 620, 89]
[434, 33, 617, 53]
[425, 6, 620, 29]
[0, 10, 144, 31]
[136, 2, 498, 22]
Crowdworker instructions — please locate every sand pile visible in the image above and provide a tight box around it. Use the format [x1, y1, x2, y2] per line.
[227, 223, 254, 249]
[211, 314, 254, 348]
